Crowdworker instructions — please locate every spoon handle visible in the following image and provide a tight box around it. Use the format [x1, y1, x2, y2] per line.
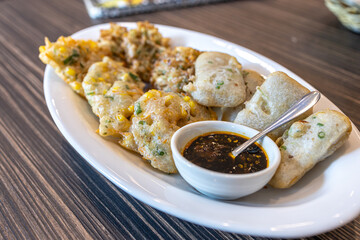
[231, 91, 321, 157]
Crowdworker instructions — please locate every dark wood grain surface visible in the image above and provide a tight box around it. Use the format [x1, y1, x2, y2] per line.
[0, 0, 359, 239]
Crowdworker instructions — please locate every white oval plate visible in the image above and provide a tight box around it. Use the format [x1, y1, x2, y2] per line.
[43, 23, 360, 238]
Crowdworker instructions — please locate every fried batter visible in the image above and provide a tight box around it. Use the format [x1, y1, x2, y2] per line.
[122, 90, 216, 173]
[83, 57, 144, 136]
[269, 110, 352, 188]
[151, 46, 201, 93]
[183, 52, 246, 107]
[234, 71, 311, 140]
[122, 21, 170, 81]
[39, 36, 112, 96]
[98, 22, 128, 62]
[222, 69, 265, 121]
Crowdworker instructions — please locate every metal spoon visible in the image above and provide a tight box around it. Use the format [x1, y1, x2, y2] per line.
[231, 91, 321, 158]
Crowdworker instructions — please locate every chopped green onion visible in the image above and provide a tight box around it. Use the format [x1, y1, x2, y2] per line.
[226, 68, 233, 73]
[318, 131, 325, 139]
[129, 72, 139, 82]
[216, 81, 224, 89]
[86, 91, 95, 96]
[138, 120, 145, 125]
[280, 146, 287, 150]
[317, 123, 324, 126]
[208, 61, 213, 64]
[158, 150, 165, 156]
[104, 95, 114, 100]
[63, 50, 80, 65]
[135, 102, 142, 115]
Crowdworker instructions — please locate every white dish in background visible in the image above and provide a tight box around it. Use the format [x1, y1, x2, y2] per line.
[43, 23, 360, 238]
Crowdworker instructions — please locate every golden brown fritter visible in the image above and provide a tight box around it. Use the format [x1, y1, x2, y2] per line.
[120, 90, 216, 173]
[39, 36, 112, 96]
[98, 22, 128, 62]
[121, 21, 170, 82]
[83, 57, 144, 136]
[151, 46, 201, 93]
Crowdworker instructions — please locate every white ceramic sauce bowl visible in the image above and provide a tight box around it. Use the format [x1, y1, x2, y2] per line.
[171, 121, 281, 200]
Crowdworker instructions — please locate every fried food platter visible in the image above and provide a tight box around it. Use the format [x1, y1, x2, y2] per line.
[43, 22, 360, 238]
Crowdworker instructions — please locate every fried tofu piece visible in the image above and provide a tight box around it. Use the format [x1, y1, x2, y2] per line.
[234, 71, 311, 140]
[183, 52, 246, 107]
[39, 36, 112, 96]
[151, 46, 201, 93]
[123, 90, 216, 173]
[269, 110, 352, 188]
[122, 21, 170, 82]
[83, 57, 144, 136]
[222, 69, 265, 121]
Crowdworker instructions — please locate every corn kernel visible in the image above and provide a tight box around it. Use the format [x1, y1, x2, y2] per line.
[144, 91, 154, 100]
[150, 89, 159, 94]
[189, 101, 196, 115]
[112, 86, 120, 93]
[116, 114, 126, 122]
[90, 41, 97, 50]
[98, 77, 104, 82]
[183, 96, 190, 102]
[181, 106, 188, 117]
[103, 89, 107, 95]
[164, 95, 174, 106]
[39, 46, 46, 53]
[66, 67, 76, 76]
[59, 46, 67, 53]
[128, 105, 134, 113]
[122, 73, 130, 81]
[72, 82, 82, 91]
[189, 100, 196, 110]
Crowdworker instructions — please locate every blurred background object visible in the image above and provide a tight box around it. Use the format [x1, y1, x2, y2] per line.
[83, 0, 231, 19]
[325, 0, 360, 33]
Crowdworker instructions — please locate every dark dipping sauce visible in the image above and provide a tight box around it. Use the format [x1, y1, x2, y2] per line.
[183, 131, 268, 174]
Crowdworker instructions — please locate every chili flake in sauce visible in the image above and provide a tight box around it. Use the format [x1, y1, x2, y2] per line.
[183, 131, 268, 174]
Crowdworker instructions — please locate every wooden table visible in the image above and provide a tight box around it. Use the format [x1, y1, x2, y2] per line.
[1, 0, 359, 239]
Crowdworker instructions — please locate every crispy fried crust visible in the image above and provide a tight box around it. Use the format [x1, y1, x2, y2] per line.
[222, 69, 265, 121]
[269, 110, 352, 188]
[151, 46, 201, 93]
[123, 90, 216, 173]
[39, 36, 112, 96]
[234, 71, 311, 140]
[184, 52, 246, 107]
[83, 57, 144, 136]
